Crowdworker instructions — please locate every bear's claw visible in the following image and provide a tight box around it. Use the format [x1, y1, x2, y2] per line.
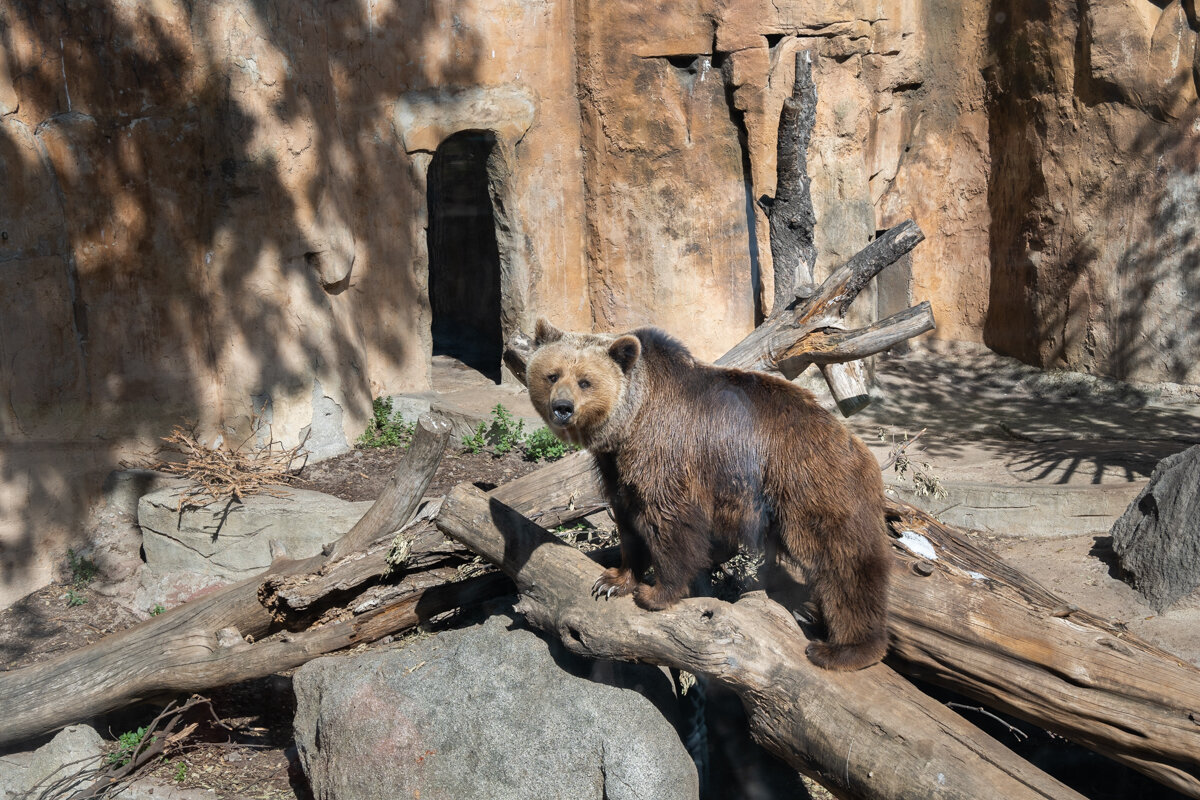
[592, 568, 637, 600]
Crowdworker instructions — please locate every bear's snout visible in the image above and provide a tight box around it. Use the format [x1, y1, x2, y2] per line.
[551, 398, 575, 425]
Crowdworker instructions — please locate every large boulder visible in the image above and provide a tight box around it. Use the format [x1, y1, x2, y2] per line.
[1111, 445, 1200, 612]
[293, 611, 698, 800]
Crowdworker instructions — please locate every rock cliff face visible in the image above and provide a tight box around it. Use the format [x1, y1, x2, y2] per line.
[985, 0, 1200, 384]
[0, 0, 1196, 607]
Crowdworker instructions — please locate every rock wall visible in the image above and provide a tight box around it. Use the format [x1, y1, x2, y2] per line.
[0, 0, 588, 607]
[575, 0, 992, 359]
[985, 0, 1200, 384]
[0, 0, 1196, 608]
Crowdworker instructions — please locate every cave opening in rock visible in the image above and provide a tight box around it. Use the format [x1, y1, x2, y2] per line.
[427, 129, 503, 384]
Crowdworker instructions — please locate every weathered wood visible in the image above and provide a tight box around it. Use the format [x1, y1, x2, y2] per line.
[885, 500, 1200, 798]
[326, 414, 451, 560]
[780, 301, 937, 367]
[436, 483, 1086, 800]
[261, 476, 608, 629]
[715, 219, 926, 376]
[768, 50, 819, 310]
[818, 361, 871, 417]
[0, 414, 452, 747]
[260, 517, 467, 627]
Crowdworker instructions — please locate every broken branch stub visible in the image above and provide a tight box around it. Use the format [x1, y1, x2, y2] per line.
[326, 412, 451, 560]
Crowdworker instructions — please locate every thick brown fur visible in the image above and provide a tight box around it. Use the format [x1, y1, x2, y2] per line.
[526, 319, 891, 671]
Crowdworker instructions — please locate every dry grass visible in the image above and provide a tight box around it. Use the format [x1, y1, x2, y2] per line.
[152, 426, 308, 509]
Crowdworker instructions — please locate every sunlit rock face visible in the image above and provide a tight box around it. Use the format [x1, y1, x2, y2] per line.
[0, 0, 1196, 607]
[985, 0, 1200, 385]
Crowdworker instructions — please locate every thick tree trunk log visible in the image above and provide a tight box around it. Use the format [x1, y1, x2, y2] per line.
[767, 50, 819, 310]
[885, 500, 1200, 797]
[436, 484, 1086, 800]
[781, 301, 937, 367]
[0, 414, 452, 747]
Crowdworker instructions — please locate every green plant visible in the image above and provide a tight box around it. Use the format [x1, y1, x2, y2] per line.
[486, 404, 526, 455]
[463, 404, 527, 456]
[462, 421, 489, 454]
[67, 548, 98, 587]
[149, 603, 166, 616]
[107, 726, 150, 767]
[65, 588, 87, 607]
[357, 397, 416, 448]
[523, 426, 577, 462]
[172, 760, 188, 783]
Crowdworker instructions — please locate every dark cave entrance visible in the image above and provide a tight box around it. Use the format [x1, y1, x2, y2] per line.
[427, 129, 503, 383]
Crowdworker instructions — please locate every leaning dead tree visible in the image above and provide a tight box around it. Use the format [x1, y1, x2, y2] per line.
[4, 47, 1199, 800]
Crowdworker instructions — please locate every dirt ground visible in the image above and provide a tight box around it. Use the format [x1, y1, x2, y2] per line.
[0, 431, 1193, 799]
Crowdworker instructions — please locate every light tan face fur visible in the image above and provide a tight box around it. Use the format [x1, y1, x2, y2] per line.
[527, 340, 625, 446]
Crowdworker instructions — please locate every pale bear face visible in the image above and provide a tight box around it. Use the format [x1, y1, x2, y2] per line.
[526, 319, 641, 446]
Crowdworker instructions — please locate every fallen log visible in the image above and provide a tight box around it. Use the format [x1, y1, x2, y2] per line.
[0, 414, 452, 747]
[436, 483, 1086, 800]
[885, 500, 1200, 797]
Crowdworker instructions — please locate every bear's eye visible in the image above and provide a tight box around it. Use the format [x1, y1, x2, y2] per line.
[547, 373, 559, 384]
[577, 378, 592, 390]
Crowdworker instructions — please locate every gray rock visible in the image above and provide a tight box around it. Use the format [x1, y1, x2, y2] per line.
[300, 379, 352, 463]
[1111, 445, 1200, 612]
[84, 470, 189, 603]
[293, 612, 698, 800]
[136, 484, 372, 606]
[0, 724, 104, 800]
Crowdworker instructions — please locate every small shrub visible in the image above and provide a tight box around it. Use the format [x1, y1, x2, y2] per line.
[64, 588, 87, 607]
[107, 727, 150, 766]
[523, 427, 576, 462]
[462, 421, 489, 454]
[486, 404, 526, 455]
[149, 603, 166, 616]
[67, 548, 98, 587]
[357, 397, 416, 449]
[172, 760, 188, 783]
[463, 405, 526, 456]
[461, 406, 578, 461]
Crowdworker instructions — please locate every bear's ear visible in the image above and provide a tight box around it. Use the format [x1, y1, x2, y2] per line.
[608, 335, 641, 373]
[534, 318, 564, 346]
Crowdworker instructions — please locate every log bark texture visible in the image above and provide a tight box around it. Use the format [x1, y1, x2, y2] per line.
[437, 484, 1086, 800]
[0, 414, 452, 747]
[767, 50, 819, 309]
[716, 219, 926, 377]
[885, 500, 1200, 797]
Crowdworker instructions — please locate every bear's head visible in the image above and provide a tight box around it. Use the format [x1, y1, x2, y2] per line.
[525, 318, 641, 447]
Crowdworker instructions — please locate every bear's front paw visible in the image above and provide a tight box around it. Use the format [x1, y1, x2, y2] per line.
[592, 567, 637, 600]
[632, 583, 680, 611]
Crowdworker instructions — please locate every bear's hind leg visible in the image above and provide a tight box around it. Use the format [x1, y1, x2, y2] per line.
[805, 543, 891, 671]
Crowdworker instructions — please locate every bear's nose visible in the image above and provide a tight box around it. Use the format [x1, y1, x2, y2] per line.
[551, 399, 574, 425]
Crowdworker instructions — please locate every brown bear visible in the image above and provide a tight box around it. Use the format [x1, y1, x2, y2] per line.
[525, 318, 891, 671]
